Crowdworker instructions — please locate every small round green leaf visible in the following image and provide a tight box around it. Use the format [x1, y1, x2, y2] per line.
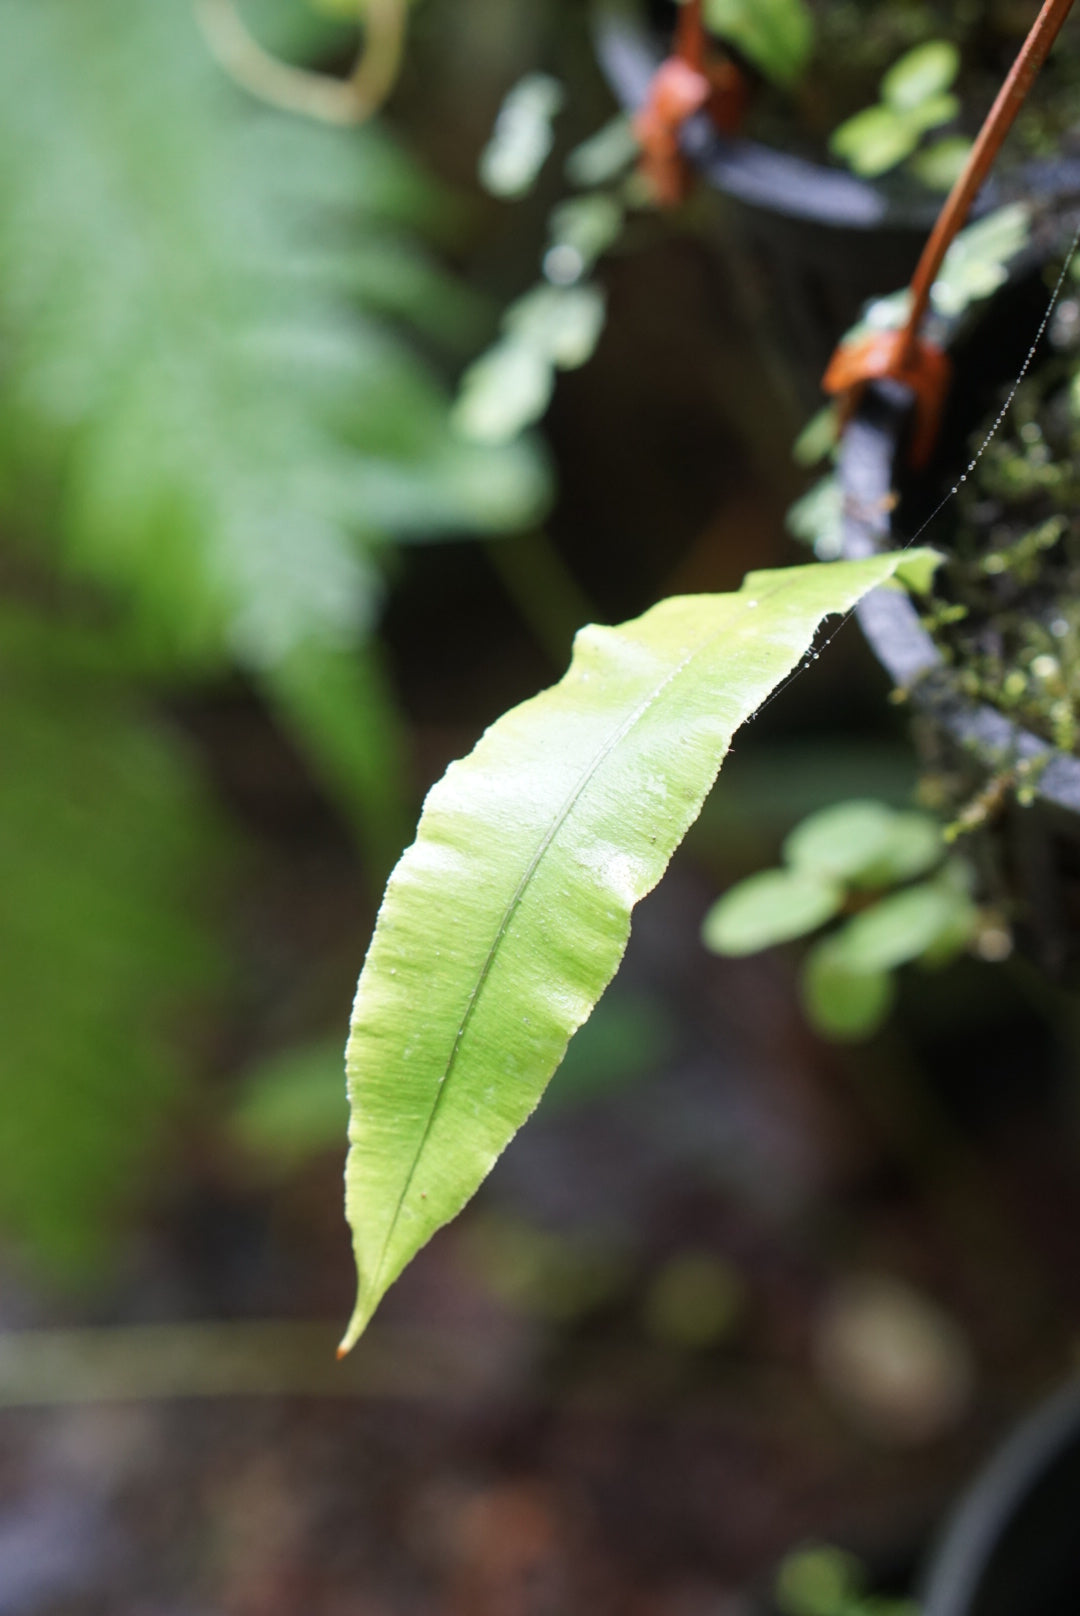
[852, 811, 944, 888]
[829, 106, 918, 177]
[783, 799, 897, 883]
[906, 91, 960, 136]
[702, 867, 842, 956]
[881, 41, 960, 112]
[832, 883, 972, 973]
[802, 940, 895, 1041]
[909, 135, 973, 191]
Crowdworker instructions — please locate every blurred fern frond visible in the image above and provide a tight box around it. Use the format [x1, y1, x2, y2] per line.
[0, 621, 226, 1274]
[0, 0, 548, 857]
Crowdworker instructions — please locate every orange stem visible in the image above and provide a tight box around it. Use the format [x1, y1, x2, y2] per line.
[900, 0, 1076, 362]
[675, 0, 706, 73]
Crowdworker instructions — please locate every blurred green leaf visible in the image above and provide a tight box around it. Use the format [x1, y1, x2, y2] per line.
[704, 0, 814, 86]
[454, 285, 606, 443]
[832, 882, 976, 973]
[643, 1252, 744, 1348]
[909, 134, 973, 191]
[541, 990, 674, 1111]
[852, 811, 944, 888]
[830, 105, 920, 177]
[881, 41, 959, 112]
[0, 0, 549, 858]
[465, 1214, 628, 1320]
[931, 203, 1032, 318]
[777, 1541, 918, 1616]
[453, 341, 556, 444]
[802, 940, 895, 1041]
[478, 73, 564, 199]
[703, 868, 843, 955]
[545, 195, 624, 283]
[784, 800, 899, 883]
[786, 476, 843, 559]
[0, 652, 223, 1271]
[793, 407, 841, 469]
[232, 1041, 348, 1174]
[776, 1543, 864, 1616]
[504, 283, 608, 370]
[565, 116, 639, 188]
[905, 90, 960, 136]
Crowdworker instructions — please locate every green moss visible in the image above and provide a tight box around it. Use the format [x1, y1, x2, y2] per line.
[922, 317, 1080, 757]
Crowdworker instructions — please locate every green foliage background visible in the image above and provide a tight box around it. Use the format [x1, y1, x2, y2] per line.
[0, 0, 547, 1274]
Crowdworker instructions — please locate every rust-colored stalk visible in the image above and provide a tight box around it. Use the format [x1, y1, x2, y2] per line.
[675, 0, 706, 73]
[900, 0, 1077, 361]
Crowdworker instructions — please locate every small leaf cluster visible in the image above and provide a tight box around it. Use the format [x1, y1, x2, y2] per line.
[702, 800, 978, 1041]
[776, 1543, 917, 1616]
[457, 81, 640, 444]
[829, 41, 969, 185]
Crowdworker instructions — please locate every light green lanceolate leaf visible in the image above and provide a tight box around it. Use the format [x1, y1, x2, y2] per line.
[702, 868, 842, 955]
[340, 549, 939, 1350]
[704, 0, 814, 86]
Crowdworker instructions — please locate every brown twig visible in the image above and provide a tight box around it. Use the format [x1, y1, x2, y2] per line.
[899, 0, 1077, 362]
[674, 0, 706, 74]
[194, 0, 409, 126]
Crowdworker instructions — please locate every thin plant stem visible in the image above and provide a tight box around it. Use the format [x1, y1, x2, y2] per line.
[194, 0, 409, 126]
[900, 0, 1077, 361]
[674, 0, 706, 72]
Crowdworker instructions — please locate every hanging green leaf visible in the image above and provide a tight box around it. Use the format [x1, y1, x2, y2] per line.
[340, 549, 939, 1350]
[704, 0, 814, 87]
